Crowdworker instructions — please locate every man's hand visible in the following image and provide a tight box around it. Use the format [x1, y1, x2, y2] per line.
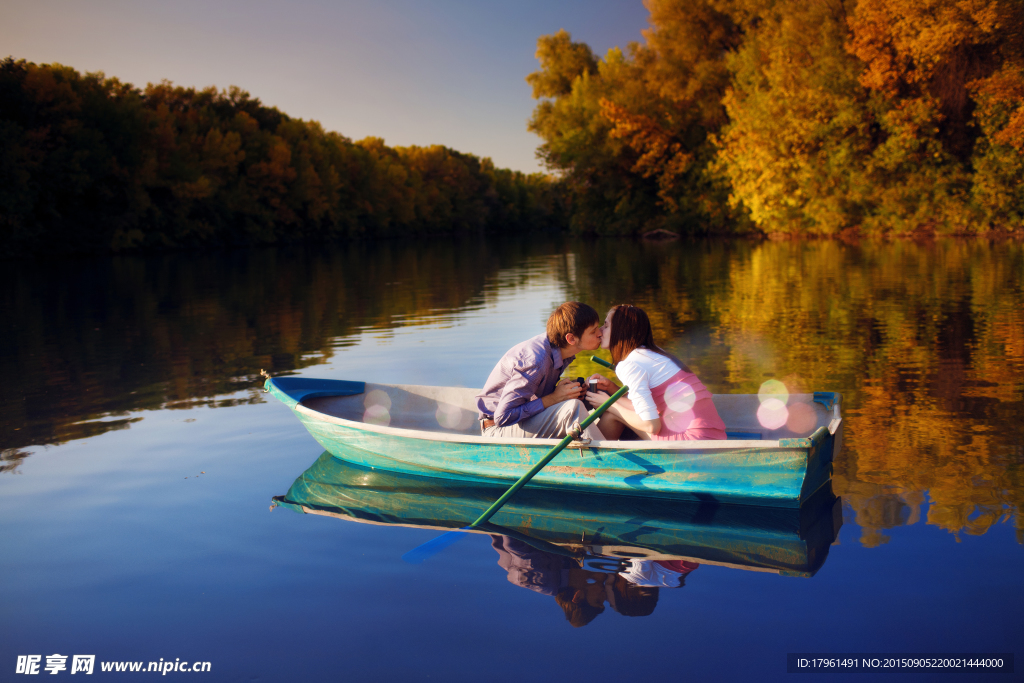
[542, 378, 585, 408]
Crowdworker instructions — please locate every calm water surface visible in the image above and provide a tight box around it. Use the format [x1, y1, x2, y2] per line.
[2, 237, 1022, 681]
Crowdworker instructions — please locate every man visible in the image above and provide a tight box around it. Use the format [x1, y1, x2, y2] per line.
[476, 301, 605, 440]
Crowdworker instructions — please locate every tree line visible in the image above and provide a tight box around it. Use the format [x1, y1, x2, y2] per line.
[0, 58, 565, 256]
[4, 0, 1022, 253]
[528, 0, 1024, 236]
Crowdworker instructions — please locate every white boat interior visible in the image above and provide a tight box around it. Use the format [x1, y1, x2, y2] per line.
[302, 382, 837, 441]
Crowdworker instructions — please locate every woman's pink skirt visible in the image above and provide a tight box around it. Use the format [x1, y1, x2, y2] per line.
[648, 369, 727, 441]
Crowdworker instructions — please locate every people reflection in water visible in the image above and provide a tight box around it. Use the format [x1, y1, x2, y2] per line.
[490, 535, 698, 627]
[619, 558, 699, 587]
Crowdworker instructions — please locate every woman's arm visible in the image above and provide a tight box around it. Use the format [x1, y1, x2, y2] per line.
[609, 354, 661, 435]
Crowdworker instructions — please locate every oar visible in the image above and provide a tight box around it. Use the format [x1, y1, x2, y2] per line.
[403, 377, 626, 564]
[468, 384, 628, 527]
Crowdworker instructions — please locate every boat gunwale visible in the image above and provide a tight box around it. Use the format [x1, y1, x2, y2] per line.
[294, 401, 789, 451]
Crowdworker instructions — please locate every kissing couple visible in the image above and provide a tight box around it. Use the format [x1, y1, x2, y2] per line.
[476, 302, 726, 443]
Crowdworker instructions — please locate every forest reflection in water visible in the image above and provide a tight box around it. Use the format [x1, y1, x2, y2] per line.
[3, 236, 1022, 548]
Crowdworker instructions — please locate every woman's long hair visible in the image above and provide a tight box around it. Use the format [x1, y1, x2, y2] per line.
[608, 305, 690, 372]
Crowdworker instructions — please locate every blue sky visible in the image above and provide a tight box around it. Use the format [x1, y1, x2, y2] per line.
[1, 0, 651, 173]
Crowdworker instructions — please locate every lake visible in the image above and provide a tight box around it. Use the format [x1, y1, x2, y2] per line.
[2, 236, 1021, 681]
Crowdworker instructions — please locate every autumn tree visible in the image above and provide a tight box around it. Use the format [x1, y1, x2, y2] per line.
[712, 0, 885, 234]
[527, 31, 660, 234]
[600, 0, 743, 231]
[528, 0, 1024, 236]
[715, 0, 1024, 234]
[526, 9, 754, 236]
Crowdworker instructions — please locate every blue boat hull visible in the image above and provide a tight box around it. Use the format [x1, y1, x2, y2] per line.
[266, 377, 842, 508]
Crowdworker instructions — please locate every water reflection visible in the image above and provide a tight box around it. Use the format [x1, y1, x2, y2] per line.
[489, 535, 678, 626]
[559, 238, 1024, 545]
[273, 451, 843, 587]
[4, 236, 1021, 546]
[0, 238, 565, 454]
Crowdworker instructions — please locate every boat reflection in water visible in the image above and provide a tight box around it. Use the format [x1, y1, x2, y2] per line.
[273, 450, 843, 626]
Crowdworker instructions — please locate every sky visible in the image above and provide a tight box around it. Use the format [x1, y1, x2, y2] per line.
[1, 0, 652, 174]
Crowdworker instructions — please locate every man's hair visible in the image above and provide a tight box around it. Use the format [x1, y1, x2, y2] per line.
[546, 302, 599, 349]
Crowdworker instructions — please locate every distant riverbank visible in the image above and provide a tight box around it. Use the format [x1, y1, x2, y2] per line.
[0, 58, 566, 258]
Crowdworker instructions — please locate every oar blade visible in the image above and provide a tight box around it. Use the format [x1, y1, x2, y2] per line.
[401, 527, 473, 564]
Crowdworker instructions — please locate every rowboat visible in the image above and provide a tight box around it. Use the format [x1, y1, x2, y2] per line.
[264, 376, 843, 508]
[272, 451, 844, 577]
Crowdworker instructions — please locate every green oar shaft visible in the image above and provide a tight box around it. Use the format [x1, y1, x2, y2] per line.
[470, 383, 628, 527]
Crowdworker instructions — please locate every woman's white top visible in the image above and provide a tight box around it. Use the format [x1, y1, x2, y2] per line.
[615, 348, 680, 421]
[619, 559, 684, 588]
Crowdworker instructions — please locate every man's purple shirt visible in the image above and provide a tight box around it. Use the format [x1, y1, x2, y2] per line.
[476, 334, 574, 427]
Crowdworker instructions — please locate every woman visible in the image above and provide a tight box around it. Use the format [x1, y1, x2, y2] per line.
[586, 305, 727, 441]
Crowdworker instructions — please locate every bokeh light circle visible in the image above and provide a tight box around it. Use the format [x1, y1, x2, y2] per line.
[663, 408, 695, 433]
[435, 403, 469, 431]
[757, 379, 789, 405]
[363, 404, 391, 427]
[785, 402, 817, 434]
[756, 398, 789, 429]
[364, 389, 392, 411]
[664, 381, 697, 414]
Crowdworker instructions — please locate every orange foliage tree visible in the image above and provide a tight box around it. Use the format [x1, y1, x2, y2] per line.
[527, 0, 1024, 236]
